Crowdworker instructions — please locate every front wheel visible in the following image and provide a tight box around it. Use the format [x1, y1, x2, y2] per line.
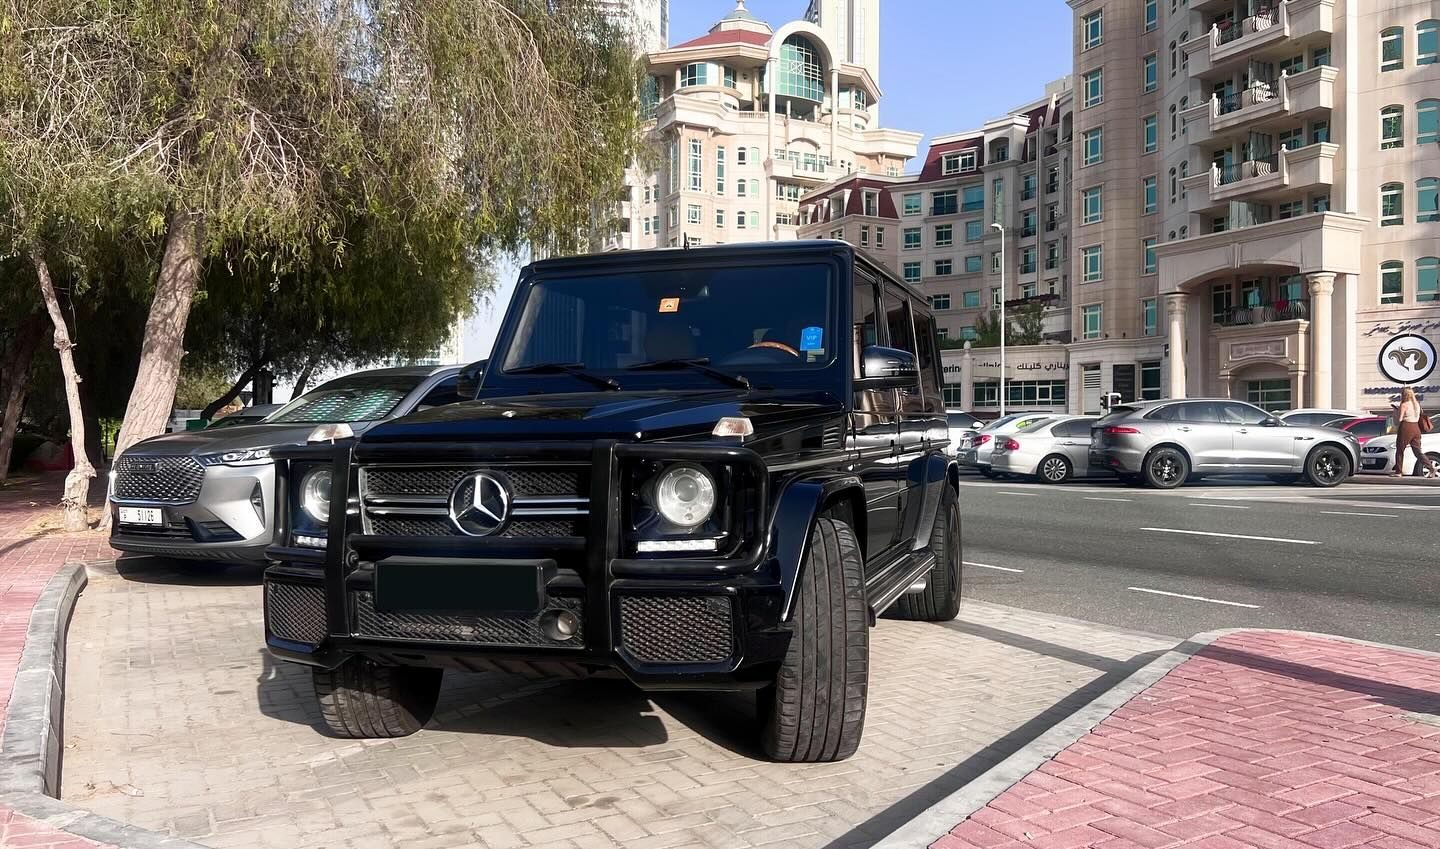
[759, 517, 869, 762]
[1417, 452, 1440, 478]
[1305, 445, 1351, 487]
[313, 659, 444, 738]
[891, 487, 962, 621]
[1143, 447, 1189, 489]
[1038, 454, 1072, 484]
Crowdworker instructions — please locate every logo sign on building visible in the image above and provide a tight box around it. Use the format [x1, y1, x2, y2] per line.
[1377, 333, 1437, 385]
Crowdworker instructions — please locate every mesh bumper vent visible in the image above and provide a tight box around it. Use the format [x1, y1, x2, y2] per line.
[618, 595, 734, 664]
[266, 581, 327, 644]
[351, 592, 585, 648]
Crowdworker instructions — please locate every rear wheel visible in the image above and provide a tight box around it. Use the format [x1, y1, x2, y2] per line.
[1038, 455, 1072, 484]
[313, 659, 443, 738]
[759, 517, 868, 763]
[891, 487, 962, 621]
[1143, 447, 1189, 489]
[1305, 445, 1350, 487]
[1418, 452, 1440, 478]
[977, 466, 996, 479]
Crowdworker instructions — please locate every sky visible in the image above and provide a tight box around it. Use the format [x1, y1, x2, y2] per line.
[456, 0, 1073, 364]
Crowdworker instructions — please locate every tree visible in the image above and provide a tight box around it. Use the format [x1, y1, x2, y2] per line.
[3, 0, 643, 466]
[0, 271, 44, 485]
[968, 301, 1047, 350]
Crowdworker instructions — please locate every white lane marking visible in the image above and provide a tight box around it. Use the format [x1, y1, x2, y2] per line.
[1139, 527, 1319, 545]
[1084, 496, 1132, 502]
[963, 561, 1024, 573]
[1320, 510, 1399, 518]
[1127, 587, 1261, 609]
[997, 491, 1041, 497]
[1190, 503, 1250, 510]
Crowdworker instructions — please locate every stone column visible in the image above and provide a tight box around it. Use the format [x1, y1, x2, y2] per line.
[829, 68, 840, 168]
[1308, 272, 1335, 408]
[962, 344, 975, 410]
[1165, 293, 1188, 399]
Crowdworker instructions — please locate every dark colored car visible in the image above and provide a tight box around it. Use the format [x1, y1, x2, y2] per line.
[205, 404, 284, 429]
[262, 241, 963, 762]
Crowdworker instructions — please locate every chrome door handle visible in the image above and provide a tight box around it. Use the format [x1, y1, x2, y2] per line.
[1295, 436, 1314, 440]
[1238, 428, 1249, 434]
[1177, 426, 1191, 432]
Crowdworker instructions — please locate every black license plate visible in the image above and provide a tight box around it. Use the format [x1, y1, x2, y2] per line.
[374, 558, 546, 614]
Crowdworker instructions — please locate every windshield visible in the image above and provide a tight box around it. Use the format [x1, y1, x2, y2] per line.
[266, 374, 422, 424]
[501, 263, 835, 376]
[206, 415, 264, 430]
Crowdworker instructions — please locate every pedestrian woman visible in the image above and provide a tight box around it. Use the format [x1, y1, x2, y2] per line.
[1392, 387, 1438, 477]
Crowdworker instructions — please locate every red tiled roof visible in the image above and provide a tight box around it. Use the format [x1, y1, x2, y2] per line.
[807, 177, 900, 223]
[670, 29, 771, 50]
[1023, 104, 1051, 131]
[918, 138, 983, 182]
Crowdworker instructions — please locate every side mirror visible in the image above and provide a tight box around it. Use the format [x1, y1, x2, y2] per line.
[457, 360, 488, 399]
[1262, 417, 1282, 427]
[858, 345, 920, 389]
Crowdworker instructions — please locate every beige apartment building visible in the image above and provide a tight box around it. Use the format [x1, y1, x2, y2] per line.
[1074, 0, 1440, 414]
[626, 1, 921, 251]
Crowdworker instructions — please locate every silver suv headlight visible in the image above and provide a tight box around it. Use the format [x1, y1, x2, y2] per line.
[204, 448, 272, 466]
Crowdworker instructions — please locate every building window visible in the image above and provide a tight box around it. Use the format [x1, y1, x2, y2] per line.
[1081, 246, 1102, 283]
[1419, 99, 1440, 144]
[680, 62, 708, 87]
[1145, 0, 1158, 31]
[1169, 104, 1177, 140]
[935, 224, 954, 247]
[965, 220, 983, 242]
[1278, 127, 1305, 150]
[1143, 176, 1158, 215]
[1047, 165, 1060, 194]
[643, 218, 651, 235]
[1082, 11, 1103, 49]
[1381, 183, 1404, 226]
[1418, 178, 1440, 223]
[1020, 209, 1036, 237]
[776, 35, 825, 100]
[959, 326, 978, 342]
[943, 150, 977, 175]
[903, 227, 921, 249]
[903, 262, 921, 283]
[931, 293, 952, 310]
[862, 190, 879, 216]
[1081, 186, 1102, 224]
[1082, 304, 1102, 340]
[1381, 260, 1404, 304]
[1312, 195, 1330, 213]
[876, 227, 886, 248]
[992, 286, 1002, 307]
[736, 147, 748, 166]
[736, 178, 748, 198]
[1142, 237, 1157, 275]
[1415, 256, 1439, 301]
[932, 190, 958, 216]
[1143, 54, 1158, 92]
[1140, 361, 1161, 400]
[1020, 282, 1037, 299]
[859, 225, 871, 247]
[965, 256, 983, 274]
[830, 228, 842, 239]
[1246, 380, 1292, 413]
[1045, 241, 1059, 270]
[1143, 298, 1157, 336]
[687, 139, 702, 191]
[1313, 45, 1331, 67]
[961, 185, 985, 212]
[686, 204, 701, 225]
[1082, 128, 1103, 166]
[1082, 69, 1103, 108]
[1143, 115, 1158, 153]
[714, 147, 726, 195]
[714, 210, 724, 228]
[1381, 105, 1404, 149]
[736, 210, 747, 229]
[1381, 26, 1404, 72]
[963, 289, 981, 308]
[903, 193, 921, 215]
[1420, 20, 1439, 65]
[1021, 172, 1037, 201]
[1278, 199, 1304, 219]
[1311, 120, 1330, 145]
[935, 259, 953, 276]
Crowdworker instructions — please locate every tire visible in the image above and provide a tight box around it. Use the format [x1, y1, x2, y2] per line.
[1305, 445, 1350, 487]
[312, 659, 444, 738]
[977, 466, 996, 479]
[759, 517, 868, 763]
[1417, 452, 1440, 478]
[1037, 454, 1072, 484]
[1143, 447, 1189, 489]
[891, 487, 962, 622]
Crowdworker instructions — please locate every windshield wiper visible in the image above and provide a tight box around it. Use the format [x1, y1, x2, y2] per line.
[506, 361, 621, 391]
[626, 358, 751, 390]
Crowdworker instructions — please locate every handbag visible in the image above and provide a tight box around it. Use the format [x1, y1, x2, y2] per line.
[1421, 412, 1433, 434]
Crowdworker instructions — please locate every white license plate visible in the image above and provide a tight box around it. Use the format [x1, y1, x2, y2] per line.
[118, 507, 163, 525]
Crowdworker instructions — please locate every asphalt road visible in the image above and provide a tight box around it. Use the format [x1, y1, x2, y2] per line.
[956, 471, 1440, 652]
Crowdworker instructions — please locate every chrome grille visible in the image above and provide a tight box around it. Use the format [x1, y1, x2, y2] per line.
[113, 455, 205, 503]
[359, 464, 589, 538]
[618, 595, 734, 664]
[351, 591, 584, 647]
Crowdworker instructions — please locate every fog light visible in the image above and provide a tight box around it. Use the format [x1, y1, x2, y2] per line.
[295, 534, 327, 549]
[539, 609, 581, 642]
[636, 538, 720, 553]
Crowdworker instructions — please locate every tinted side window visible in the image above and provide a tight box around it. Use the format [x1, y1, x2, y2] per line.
[852, 274, 881, 366]
[416, 376, 464, 409]
[883, 286, 917, 354]
[1220, 402, 1270, 425]
[1353, 419, 1387, 437]
[1180, 402, 1224, 423]
[910, 307, 943, 412]
[1144, 404, 1180, 421]
[1054, 418, 1095, 437]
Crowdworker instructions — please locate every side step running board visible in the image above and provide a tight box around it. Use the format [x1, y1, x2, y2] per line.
[866, 553, 936, 625]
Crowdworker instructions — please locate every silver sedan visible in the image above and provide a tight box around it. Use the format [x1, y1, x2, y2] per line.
[990, 416, 1102, 483]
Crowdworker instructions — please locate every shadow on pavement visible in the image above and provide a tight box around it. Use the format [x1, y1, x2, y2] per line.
[110, 554, 264, 586]
[819, 625, 1166, 849]
[1198, 644, 1440, 715]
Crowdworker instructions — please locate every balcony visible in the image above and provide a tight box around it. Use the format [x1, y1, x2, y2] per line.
[767, 156, 848, 186]
[1020, 262, 1038, 274]
[1182, 143, 1337, 210]
[1187, 66, 1337, 141]
[961, 200, 985, 213]
[1213, 298, 1310, 327]
[1185, 0, 1334, 77]
[1020, 225, 1037, 238]
[1045, 257, 1060, 270]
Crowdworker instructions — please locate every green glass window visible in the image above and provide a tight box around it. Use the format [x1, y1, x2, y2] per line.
[965, 256, 982, 274]
[1082, 246, 1102, 283]
[1082, 187, 1103, 223]
[902, 193, 921, 216]
[965, 220, 983, 242]
[681, 63, 708, 87]
[1143, 298, 1157, 336]
[1144, 115, 1158, 153]
[776, 35, 824, 101]
[962, 185, 984, 212]
[1143, 177, 1157, 214]
[1419, 99, 1439, 144]
[1420, 20, 1439, 65]
[1143, 54, 1158, 92]
[1418, 177, 1439, 223]
[963, 290, 981, 308]
[1083, 69, 1103, 108]
[903, 228, 922, 249]
[903, 262, 921, 283]
[1381, 260, 1403, 304]
[1082, 304, 1102, 340]
[1145, 0, 1158, 31]
[1083, 128, 1103, 165]
[1083, 12, 1103, 50]
[1381, 105, 1404, 149]
[1418, 257, 1439, 302]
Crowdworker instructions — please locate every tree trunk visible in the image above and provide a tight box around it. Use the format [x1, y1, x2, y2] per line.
[291, 353, 321, 398]
[112, 212, 204, 459]
[0, 314, 44, 486]
[30, 243, 96, 532]
[201, 352, 269, 421]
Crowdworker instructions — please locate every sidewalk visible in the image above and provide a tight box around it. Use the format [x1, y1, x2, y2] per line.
[0, 471, 117, 848]
[927, 631, 1440, 849]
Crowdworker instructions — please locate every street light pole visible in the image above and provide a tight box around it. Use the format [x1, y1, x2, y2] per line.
[991, 222, 1006, 418]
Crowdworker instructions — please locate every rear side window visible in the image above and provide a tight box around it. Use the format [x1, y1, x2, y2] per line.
[1053, 418, 1096, 437]
[1351, 419, 1388, 438]
[1179, 402, 1223, 423]
[1285, 412, 1329, 426]
[1219, 402, 1270, 425]
[910, 308, 943, 412]
[883, 286, 917, 355]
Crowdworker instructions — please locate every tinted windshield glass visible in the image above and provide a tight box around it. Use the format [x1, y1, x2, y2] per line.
[267, 375, 422, 424]
[502, 264, 834, 373]
[205, 415, 263, 429]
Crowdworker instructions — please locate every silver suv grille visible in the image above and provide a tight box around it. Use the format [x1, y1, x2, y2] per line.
[113, 455, 205, 503]
[358, 464, 589, 538]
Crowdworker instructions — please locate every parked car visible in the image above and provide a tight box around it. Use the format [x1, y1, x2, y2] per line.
[109, 363, 484, 563]
[1278, 407, 1365, 426]
[205, 403, 284, 429]
[1358, 432, 1440, 476]
[945, 409, 984, 455]
[1090, 398, 1359, 488]
[1325, 415, 1391, 446]
[958, 413, 1054, 476]
[260, 241, 964, 763]
[990, 416, 1101, 483]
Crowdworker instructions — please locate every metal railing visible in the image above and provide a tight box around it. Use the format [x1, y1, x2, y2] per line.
[1213, 297, 1309, 327]
[1020, 225, 1037, 238]
[1218, 153, 1280, 186]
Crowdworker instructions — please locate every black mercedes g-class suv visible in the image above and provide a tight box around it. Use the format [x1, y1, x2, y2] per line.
[263, 241, 962, 762]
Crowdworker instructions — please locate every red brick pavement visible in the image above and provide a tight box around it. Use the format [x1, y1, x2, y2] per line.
[0, 472, 117, 848]
[932, 631, 1440, 849]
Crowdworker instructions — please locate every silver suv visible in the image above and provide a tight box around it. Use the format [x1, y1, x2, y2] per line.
[1090, 399, 1359, 489]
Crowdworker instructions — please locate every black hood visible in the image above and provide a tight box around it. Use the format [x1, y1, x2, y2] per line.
[362, 389, 845, 443]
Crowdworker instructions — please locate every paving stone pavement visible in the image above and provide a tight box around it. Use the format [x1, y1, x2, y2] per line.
[59, 562, 1175, 849]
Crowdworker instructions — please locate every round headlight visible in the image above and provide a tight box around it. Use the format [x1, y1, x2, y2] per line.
[653, 464, 716, 528]
[300, 469, 333, 524]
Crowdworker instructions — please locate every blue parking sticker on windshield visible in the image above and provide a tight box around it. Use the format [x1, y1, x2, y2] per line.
[800, 326, 823, 351]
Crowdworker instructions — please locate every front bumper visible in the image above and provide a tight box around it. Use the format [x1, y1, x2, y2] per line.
[263, 440, 786, 690]
[110, 461, 274, 562]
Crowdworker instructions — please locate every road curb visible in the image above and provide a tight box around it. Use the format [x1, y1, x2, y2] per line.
[0, 559, 210, 848]
[869, 626, 1440, 849]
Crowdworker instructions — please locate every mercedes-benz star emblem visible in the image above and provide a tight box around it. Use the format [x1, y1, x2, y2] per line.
[448, 471, 512, 536]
